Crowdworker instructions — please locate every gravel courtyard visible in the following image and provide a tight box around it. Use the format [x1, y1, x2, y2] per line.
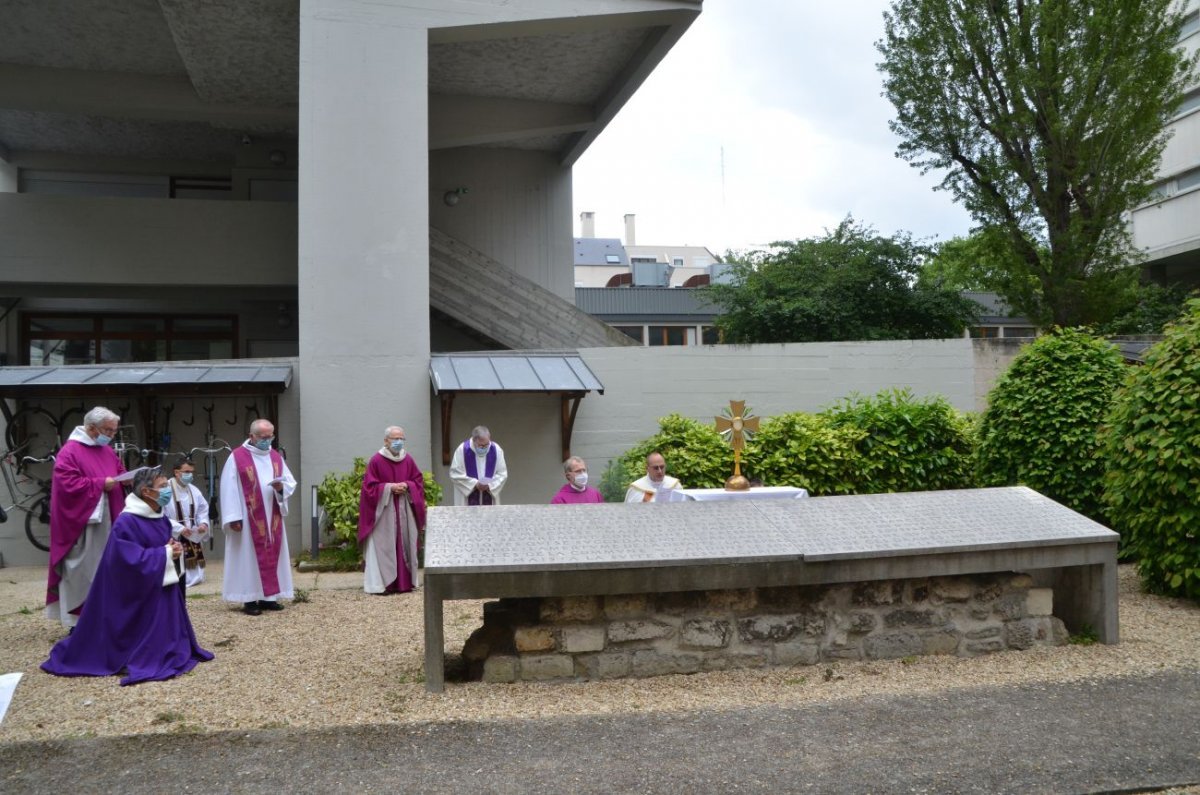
[0, 563, 1197, 744]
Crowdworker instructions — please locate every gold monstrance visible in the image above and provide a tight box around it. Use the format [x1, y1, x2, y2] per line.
[715, 400, 759, 491]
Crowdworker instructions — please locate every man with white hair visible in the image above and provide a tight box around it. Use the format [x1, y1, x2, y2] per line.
[45, 405, 125, 629]
[358, 426, 426, 594]
[448, 425, 507, 506]
[219, 419, 296, 616]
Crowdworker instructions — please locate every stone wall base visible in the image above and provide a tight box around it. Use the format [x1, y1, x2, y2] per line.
[462, 573, 1066, 684]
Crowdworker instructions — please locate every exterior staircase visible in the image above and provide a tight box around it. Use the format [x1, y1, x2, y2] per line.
[429, 228, 636, 349]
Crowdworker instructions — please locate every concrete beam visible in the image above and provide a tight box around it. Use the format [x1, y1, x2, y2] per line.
[0, 64, 296, 129]
[429, 94, 593, 149]
[429, 6, 701, 44]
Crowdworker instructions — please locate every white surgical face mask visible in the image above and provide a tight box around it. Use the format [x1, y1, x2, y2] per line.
[572, 472, 588, 488]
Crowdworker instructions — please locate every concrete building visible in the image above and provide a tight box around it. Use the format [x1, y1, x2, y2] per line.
[574, 211, 721, 287]
[0, 0, 702, 564]
[1131, 0, 1200, 287]
[575, 286, 719, 345]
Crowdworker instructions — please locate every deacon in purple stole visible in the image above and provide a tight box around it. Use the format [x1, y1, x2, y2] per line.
[448, 425, 507, 506]
[42, 468, 213, 685]
[219, 420, 296, 612]
[358, 426, 427, 594]
[46, 412, 126, 629]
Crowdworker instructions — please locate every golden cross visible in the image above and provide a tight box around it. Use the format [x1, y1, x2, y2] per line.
[715, 400, 759, 452]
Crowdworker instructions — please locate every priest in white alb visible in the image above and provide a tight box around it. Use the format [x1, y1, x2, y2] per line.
[624, 451, 682, 502]
[219, 419, 296, 616]
[448, 425, 507, 506]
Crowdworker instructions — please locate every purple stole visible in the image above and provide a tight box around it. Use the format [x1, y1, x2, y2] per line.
[232, 446, 283, 596]
[463, 440, 497, 506]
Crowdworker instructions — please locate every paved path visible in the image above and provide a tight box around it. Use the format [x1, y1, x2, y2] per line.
[3, 670, 1197, 794]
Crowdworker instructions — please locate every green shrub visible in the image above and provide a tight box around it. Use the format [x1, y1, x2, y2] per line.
[598, 456, 636, 503]
[822, 388, 975, 493]
[316, 457, 442, 548]
[741, 413, 862, 495]
[976, 328, 1125, 522]
[618, 413, 733, 489]
[1102, 299, 1200, 600]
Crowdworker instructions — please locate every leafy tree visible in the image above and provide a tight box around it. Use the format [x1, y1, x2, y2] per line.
[920, 227, 1041, 302]
[1096, 279, 1194, 335]
[1102, 299, 1200, 599]
[878, 0, 1197, 328]
[705, 217, 980, 343]
[976, 329, 1125, 523]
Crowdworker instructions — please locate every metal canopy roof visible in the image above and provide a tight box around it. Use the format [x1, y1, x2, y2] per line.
[430, 352, 604, 395]
[0, 363, 293, 398]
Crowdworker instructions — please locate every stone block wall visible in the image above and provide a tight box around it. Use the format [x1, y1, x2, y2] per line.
[461, 573, 1067, 684]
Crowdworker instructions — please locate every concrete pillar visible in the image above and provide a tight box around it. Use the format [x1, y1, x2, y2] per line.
[298, 1, 431, 510]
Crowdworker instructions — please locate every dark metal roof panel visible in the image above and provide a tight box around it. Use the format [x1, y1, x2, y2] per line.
[574, 238, 629, 266]
[574, 287, 717, 316]
[0, 363, 293, 395]
[430, 352, 604, 394]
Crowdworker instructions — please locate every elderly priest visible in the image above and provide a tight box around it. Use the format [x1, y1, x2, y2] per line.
[359, 426, 427, 594]
[41, 467, 213, 685]
[449, 425, 508, 506]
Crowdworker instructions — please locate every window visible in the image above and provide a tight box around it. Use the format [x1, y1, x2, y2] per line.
[19, 171, 168, 199]
[1004, 327, 1037, 338]
[1176, 88, 1200, 118]
[969, 326, 1000, 339]
[612, 325, 645, 344]
[630, 257, 657, 264]
[24, 313, 238, 366]
[1177, 167, 1200, 193]
[605, 254, 621, 264]
[648, 326, 687, 346]
[672, 257, 684, 267]
[701, 326, 721, 345]
[1181, 10, 1199, 40]
[170, 176, 232, 200]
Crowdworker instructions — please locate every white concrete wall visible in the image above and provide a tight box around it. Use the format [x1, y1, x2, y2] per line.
[0, 194, 296, 286]
[574, 266, 628, 287]
[429, 148, 574, 302]
[429, 338, 982, 507]
[1133, 186, 1200, 255]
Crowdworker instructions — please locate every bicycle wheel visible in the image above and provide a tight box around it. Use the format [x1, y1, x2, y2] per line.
[5, 407, 59, 463]
[25, 494, 50, 552]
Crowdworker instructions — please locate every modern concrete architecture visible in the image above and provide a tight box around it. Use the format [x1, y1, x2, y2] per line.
[1131, 0, 1200, 287]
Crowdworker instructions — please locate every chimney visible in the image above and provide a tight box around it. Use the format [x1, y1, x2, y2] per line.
[580, 211, 595, 238]
[624, 213, 636, 246]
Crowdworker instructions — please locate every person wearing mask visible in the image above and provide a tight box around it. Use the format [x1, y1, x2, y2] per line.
[448, 425, 507, 506]
[550, 456, 604, 504]
[219, 419, 296, 616]
[358, 426, 427, 594]
[45, 406, 126, 630]
[165, 454, 211, 587]
[41, 466, 213, 685]
[624, 451, 682, 503]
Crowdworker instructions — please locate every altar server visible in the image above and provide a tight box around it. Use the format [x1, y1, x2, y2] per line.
[165, 454, 211, 587]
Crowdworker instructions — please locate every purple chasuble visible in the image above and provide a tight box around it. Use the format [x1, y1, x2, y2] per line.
[41, 511, 213, 685]
[550, 484, 605, 504]
[47, 439, 125, 609]
[462, 440, 498, 506]
[358, 452, 427, 593]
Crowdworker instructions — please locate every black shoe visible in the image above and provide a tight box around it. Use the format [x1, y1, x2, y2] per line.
[257, 600, 284, 611]
[242, 602, 262, 616]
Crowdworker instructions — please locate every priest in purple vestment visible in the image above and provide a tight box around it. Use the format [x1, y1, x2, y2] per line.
[358, 426, 427, 594]
[42, 467, 213, 686]
[45, 406, 126, 629]
[550, 456, 604, 504]
[448, 425, 507, 506]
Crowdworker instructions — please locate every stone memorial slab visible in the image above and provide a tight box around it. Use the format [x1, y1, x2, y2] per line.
[750, 487, 1119, 561]
[424, 500, 798, 573]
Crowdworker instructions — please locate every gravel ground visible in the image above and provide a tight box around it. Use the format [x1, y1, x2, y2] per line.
[0, 563, 1197, 745]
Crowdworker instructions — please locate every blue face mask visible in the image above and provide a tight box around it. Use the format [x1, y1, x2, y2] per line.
[254, 438, 273, 451]
[179, 473, 194, 485]
[155, 486, 173, 508]
[389, 440, 405, 452]
[475, 444, 489, 456]
[96, 434, 113, 446]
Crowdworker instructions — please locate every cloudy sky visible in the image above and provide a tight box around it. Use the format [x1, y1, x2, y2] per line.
[572, 0, 975, 254]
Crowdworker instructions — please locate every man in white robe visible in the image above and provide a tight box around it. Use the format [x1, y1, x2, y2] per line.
[448, 425, 508, 506]
[625, 451, 682, 503]
[219, 419, 296, 615]
[165, 454, 211, 587]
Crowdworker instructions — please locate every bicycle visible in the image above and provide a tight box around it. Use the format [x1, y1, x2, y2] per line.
[0, 445, 55, 552]
[3, 404, 59, 475]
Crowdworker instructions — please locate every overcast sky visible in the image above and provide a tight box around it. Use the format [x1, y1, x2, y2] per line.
[572, 0, 975, 254]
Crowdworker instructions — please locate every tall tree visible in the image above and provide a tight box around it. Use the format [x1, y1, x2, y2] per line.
[704, 217, 980, 343]
[878, 0, 1196, 327]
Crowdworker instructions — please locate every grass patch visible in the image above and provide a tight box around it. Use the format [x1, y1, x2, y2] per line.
[783, 676, 808, 685]
[186, 592, 211, 599]
[1069, 624, 1099, 646]
[153, 711, 186, 724]
[293, 588, 311, 604]
[295, 544, 362, 572]
[18, 606, 32, 615]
